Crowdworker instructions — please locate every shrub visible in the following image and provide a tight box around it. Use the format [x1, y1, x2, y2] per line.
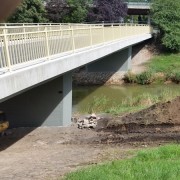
[166, 71, 180, 84]
[152, 0, 180, 52]
[136, 71, 154, 85]
[123, 71, 137, 83]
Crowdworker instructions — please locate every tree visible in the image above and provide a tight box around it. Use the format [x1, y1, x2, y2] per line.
[46, 0, 92, 23]
[8, 0, 48, 23]
[151, 0, 180, 52]
[87, 0, 127, 22]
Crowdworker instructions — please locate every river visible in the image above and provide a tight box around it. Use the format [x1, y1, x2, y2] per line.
[72, 84, 180, 114]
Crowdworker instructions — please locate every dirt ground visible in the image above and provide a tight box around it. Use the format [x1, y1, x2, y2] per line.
[0, 96, 180, 180]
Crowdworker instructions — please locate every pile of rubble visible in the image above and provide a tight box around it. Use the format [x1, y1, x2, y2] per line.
[76, 113, 101, 129]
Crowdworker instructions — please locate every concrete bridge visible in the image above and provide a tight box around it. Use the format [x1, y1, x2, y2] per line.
[0, 23, 152, 127]
[127, 1, 151, 14]
[126, 1, 151, 24]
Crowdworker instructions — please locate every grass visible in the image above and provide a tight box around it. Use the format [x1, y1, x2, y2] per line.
[64, 144, 180, 180]
[148, 53, 180, 83]
[124, 53, 180, 84]
[148, 53, 180, 73]
[83, 88, 180, 115]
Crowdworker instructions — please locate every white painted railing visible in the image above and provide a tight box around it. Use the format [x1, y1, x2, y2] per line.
[0, 23, 152, 73]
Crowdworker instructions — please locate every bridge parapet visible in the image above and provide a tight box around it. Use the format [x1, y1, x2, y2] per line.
[0, 23, 152, 73]
[127, 2, 151, 9]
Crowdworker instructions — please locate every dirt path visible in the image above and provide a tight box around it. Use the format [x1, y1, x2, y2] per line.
[0, 127, 143, 180]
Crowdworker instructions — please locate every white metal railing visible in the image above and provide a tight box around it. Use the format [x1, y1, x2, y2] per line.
[0, 23, 152, 73]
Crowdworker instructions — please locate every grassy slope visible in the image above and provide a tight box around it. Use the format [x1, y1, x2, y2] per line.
[148, 53, 180, 73]
[65, 144, 180, 180]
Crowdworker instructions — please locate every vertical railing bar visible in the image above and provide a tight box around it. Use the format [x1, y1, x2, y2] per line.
[45, 27, 50, 60]
[112, 24, 114, 40]
[71, 28, 75, 52]
[102, 25, 105, 44]
[3, 29, 11, 71]
[90, 25, 93, 47]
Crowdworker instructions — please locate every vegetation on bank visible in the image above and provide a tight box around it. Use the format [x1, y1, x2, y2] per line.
[64, 144, 180, 180]
[83, 88, 180, 115]
[124, 53, 180, 85]
[151, 0, 180, 52]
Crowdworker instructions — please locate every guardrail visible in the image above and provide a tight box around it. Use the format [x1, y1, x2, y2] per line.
[0, 23, 152, 73]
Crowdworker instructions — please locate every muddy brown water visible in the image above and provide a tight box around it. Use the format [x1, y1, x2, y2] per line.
[73, 84, 180, 113]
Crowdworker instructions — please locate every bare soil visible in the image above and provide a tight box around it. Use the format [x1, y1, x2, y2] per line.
[0, 96, 180, 180]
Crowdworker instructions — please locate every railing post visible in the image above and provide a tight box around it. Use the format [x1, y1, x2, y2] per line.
[3, 29, 11, 71]
[23, 23, 25, 33]
[119, 24, 121, 39]
[102, 24, 105, 43]
[45, 27, 50, 60]
[112, 24, 114, 40]
[90, 25, 93, 47]
[71, 28, 75, 52]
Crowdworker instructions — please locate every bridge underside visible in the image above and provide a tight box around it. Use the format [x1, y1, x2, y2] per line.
[87, 47, 132, 72]
[128, 9, 150, 15]
[0, 73, 72, 128]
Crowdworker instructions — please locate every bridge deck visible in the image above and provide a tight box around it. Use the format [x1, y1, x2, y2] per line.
[0, 23, 151, 74]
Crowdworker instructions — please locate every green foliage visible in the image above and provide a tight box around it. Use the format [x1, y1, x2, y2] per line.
[123, 71, 137, 83]
[64, 0, 88, 23]
[151, 0, 180, 52]
[166, 71, 180, 84]
[148, 53, 180, 83]
[46, 0, 91, 23]
[136, 71, 154, 85]
[64, 144, 180, 180]
[8, 0, 48, 23]
[124, 71, 154, 85]
[85, 95, 109, 114]
[148, 54, 180, 71]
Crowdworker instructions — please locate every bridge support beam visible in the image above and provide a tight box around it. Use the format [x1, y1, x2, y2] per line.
[87, 46, 132, 72]
[0, 72, 72, 128]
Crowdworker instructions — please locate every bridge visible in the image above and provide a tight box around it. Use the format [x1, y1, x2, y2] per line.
[127, 2, 150, 14]
[126, 1, 151, 24]
[0, 23, 152, 127]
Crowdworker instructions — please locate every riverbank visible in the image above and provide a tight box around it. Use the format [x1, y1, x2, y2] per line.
[124, 53, 180, 85]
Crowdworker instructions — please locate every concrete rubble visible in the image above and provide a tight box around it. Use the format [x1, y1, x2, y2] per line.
[76, 113, 101, 129]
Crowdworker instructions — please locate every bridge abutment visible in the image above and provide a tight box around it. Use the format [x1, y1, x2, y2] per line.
[0, 72, 72, 128]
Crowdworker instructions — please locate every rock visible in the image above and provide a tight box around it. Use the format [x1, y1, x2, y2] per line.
[83, 119, 89, 126]
[89, 123, 96, 129]
[76, 114, 104, 129]
[90, 113, 97, 119]
[77, 122, 83, 129]
[82, 124, 90, 128]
